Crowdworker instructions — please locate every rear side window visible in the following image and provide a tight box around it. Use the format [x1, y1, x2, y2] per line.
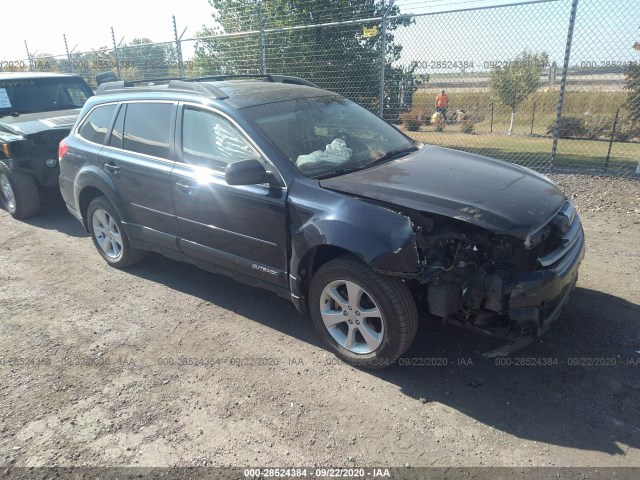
[78, 104, 116, 145]
[123, 103, 173, 159]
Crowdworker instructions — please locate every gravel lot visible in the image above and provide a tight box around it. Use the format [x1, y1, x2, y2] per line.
[0, 174, 639, 471]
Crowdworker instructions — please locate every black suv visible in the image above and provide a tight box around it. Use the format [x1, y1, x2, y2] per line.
[0, 72, 94, 218]
[59, 75, 584, 367]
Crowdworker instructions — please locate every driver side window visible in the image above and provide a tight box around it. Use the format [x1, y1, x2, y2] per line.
[182, 107, 258, 170]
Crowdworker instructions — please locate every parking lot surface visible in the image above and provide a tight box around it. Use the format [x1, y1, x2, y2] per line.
[0, 174, 639, 468]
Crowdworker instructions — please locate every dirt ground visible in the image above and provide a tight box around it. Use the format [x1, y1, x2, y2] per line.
[0, 174, 639, 471]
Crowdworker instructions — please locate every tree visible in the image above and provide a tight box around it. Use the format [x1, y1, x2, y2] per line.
[194, 0, 412, 119]
[70, 48, 119, 87]
[624, 41, 640, 123]
[490, 51, 549, 135]
[119, 38, 178, 80]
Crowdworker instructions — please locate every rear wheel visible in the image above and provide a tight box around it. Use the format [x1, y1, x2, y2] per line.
[87, 196, 146, 268]
[309, 256, 418, 368]
[0, 167, 40, 219]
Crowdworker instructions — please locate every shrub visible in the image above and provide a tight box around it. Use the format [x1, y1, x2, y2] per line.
[614, 121, 640, 142]
[460, 118, 475, 134]
[400, 112, 421, 131]
[405, 118, 421, 131]
[433, 114, 445, 132]
[546, 116, 586, 139]
[582, 114, 611, 140]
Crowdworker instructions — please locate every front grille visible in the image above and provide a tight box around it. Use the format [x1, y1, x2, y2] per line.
[537, 202, 582, 268]
[30, 131, 68, 157]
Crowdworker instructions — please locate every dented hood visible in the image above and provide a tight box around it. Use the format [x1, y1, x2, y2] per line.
[0, 109, 79, 138]
[320, 145, 566, 240]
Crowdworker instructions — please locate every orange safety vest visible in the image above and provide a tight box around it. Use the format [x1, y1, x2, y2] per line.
[436, 93, 449, 108]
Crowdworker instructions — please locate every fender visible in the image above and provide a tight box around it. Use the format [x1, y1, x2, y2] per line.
[287, 179, 420, 295]
[72, 165, 131, 234]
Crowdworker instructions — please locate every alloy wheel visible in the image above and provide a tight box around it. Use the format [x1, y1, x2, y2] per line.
[92, 208, 124, 260]
[319, 279, 385, 354]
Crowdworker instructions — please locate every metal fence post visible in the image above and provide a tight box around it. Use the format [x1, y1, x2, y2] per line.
[63, 34, 74, 73]
[604, 109, 619, 172]
[378, 0, 387, 119]
[550, 0, 579, 172]
[258, 0, 267, 75]
[530, 101, 536, 136]
[489, 101, 494, 133]
[24, 41, 33, 71]
[173, 16, 185, 78]
[111, 27, 122, 80]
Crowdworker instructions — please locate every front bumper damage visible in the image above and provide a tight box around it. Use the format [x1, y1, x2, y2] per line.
[415, 201, 586, 356]
[482, 223, 584, 356]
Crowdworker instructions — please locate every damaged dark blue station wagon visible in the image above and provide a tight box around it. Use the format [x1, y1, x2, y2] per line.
[59, 75, 585, 367]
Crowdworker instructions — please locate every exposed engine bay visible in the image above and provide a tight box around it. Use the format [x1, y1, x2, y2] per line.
[397, 204, 580, 351]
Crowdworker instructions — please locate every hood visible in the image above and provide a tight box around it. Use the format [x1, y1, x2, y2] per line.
[0, 108, 79, 137]
[320, 145, 566, 240]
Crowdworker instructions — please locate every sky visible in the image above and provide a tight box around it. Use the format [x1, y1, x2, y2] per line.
[2, 0, 638, 67]
[393, 0, 639, 69]
[3, 0, 215, 60]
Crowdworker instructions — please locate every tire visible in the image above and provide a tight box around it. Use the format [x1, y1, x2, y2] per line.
[0, 166, 40, 219]
[87, 196, 146, 268]
[309, 255, 418, 369]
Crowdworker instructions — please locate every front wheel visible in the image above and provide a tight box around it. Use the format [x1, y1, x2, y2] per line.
[87, 196, 146, 268]
[309, 256, 418, 369]
[0, 166, 40, 219]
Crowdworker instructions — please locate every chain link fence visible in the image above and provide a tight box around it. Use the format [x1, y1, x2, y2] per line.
[3, 0, 638, 176]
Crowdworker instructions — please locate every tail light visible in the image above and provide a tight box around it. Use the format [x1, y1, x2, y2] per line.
[58, 139, 69, 160]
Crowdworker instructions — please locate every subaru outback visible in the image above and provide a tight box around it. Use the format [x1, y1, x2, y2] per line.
[59, 75, 585, 367]
[0, 72, 93, 218]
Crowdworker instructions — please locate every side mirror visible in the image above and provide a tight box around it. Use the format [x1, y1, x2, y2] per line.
[225, 159, 278, 186]
[96, 71, 118, 86]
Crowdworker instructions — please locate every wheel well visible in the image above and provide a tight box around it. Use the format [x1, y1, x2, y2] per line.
[298, 245, 353, 295]
[78, 187, 103, 229]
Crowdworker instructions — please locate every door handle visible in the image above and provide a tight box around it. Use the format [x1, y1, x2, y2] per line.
[175, 182, 198, 195]
[104, 162, 120, 174]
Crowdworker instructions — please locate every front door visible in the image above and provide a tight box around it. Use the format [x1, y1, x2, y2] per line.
[171, 105, 288, 288]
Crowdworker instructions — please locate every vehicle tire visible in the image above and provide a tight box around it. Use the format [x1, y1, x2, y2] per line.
[309, 255, 418, 369]
[87, 196, 146, 268]
[0, 166, 40, 219]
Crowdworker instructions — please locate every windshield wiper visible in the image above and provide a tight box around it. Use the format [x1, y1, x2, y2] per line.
[364, 145, 419, 167]
[314, 165, 364, 180]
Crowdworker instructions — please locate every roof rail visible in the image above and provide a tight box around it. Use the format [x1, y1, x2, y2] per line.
[185, 74, 319, 88]
[265, 74, 319, 88]
[95, 79, 229, 99]
[95, 73, 318, 98]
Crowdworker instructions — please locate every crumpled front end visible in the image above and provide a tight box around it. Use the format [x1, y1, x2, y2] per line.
[409, 200, 585, 352]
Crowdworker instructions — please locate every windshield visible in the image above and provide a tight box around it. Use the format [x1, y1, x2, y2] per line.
[0, 77, 93, 116]
[244, 96, 416, 178]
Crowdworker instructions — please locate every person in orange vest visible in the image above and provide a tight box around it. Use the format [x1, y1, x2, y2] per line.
[435, 89, 449, 121]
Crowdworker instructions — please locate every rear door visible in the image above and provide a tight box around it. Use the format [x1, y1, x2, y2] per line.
[99, 101, 179, 250]
[171, 104, 288, 288]
[62, 102, 118, 206]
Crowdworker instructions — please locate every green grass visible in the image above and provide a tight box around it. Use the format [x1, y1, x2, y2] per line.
[404, 88, 638, 174]
[405, 129, 640, 173]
